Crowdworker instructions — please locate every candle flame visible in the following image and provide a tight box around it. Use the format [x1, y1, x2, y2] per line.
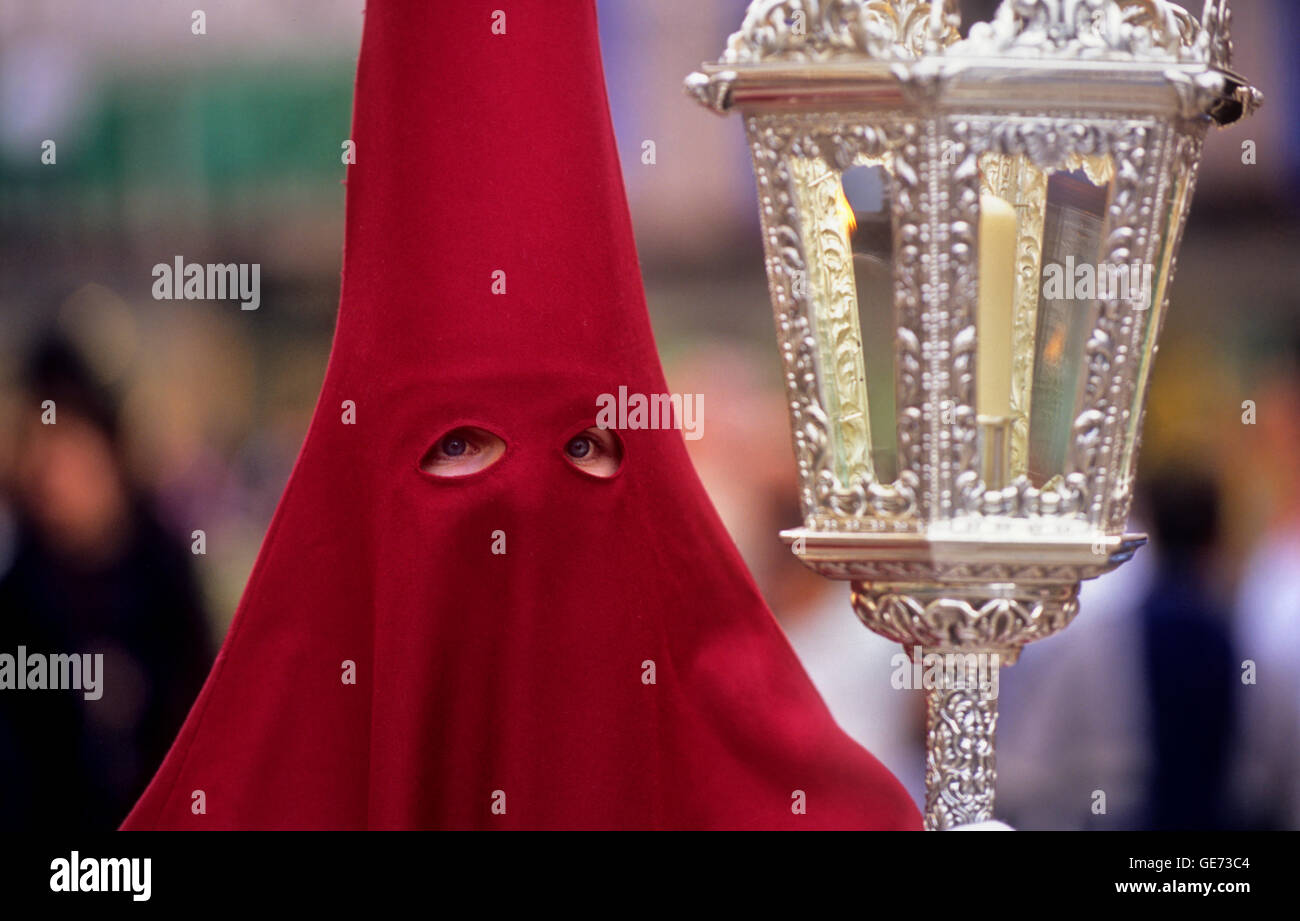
[836, 184, 857, 238]
[1044, 325, 1067, 364]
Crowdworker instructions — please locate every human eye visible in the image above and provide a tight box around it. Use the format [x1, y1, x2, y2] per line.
[562, 426, 622, 478]
[420, 426, 505, 477]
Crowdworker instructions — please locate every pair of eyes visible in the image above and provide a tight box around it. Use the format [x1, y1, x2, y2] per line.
[419, 426, 622, 478]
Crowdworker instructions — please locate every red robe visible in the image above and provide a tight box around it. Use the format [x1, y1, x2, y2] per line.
[122, 0, 922, 830]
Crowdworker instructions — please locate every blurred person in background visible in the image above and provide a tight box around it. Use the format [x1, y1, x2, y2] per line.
[996, 537, 1154, 828]
[998, 465, 1238, 829]
[1231, 332, 1300, 830]
[1138, 468, 1238, 829]
[0, 332, 212, 830]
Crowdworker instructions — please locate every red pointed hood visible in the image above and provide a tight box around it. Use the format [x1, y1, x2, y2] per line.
[123, 0, 921, 830]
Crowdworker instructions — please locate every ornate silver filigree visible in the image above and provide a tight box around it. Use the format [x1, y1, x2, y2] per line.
[807, 555, 1129, 583]
[1198, 0, 1233, 69]
[747, 114, 924, 529]
[945, 114, 1202, 531]
[852, 584, 1080, 650]
[746, 108, 1208, 536]
[951, 0, 1211, 63]
[925, 673, 999, 828]
[685, 0, 961, 114]
[720, 0, 959, 65]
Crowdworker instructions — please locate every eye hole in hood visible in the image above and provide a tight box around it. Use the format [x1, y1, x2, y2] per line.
[419, 426, 506, 478]
[562, 426, 623, 479]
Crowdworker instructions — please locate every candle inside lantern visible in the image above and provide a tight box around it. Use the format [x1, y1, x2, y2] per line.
[976, 193, 1017, 419]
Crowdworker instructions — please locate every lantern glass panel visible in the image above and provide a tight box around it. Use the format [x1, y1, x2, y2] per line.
[977, 154, 1129, 493]
[845, 163, 899, 485]
[793, 156, 898, 491]
[1120, 164, 1197, 480]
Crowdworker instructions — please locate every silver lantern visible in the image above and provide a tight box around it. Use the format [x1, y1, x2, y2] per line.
[687, 0, 1260, 829]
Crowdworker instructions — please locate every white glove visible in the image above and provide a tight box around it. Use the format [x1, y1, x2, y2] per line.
[950, 820, 1015, 831]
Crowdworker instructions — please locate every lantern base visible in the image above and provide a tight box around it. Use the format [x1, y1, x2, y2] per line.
[782, 529, 1146, 827]
[784, 529, 1145, 583]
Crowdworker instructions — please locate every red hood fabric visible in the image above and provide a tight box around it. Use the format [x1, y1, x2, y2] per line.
[122, 0, 921, 830]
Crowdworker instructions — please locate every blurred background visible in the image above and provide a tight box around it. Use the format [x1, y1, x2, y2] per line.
[1, 0, 1297, 830]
